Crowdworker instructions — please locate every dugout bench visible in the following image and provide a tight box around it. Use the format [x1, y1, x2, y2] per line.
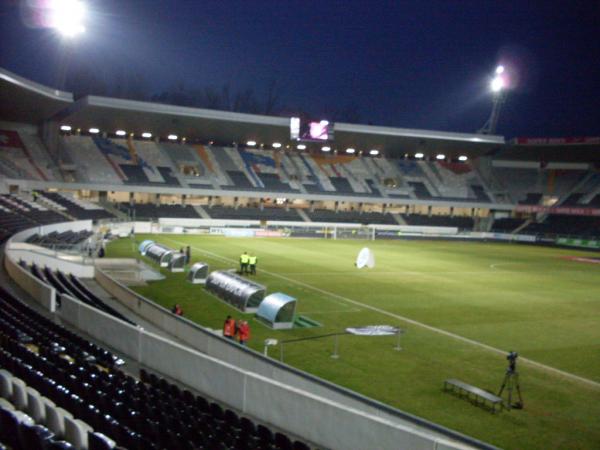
[443, 378, 503, 413]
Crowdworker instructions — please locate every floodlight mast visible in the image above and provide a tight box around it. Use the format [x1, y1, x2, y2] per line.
[478, 66, 507, 135]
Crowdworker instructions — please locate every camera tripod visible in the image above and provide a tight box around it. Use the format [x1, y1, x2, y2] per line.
[497, 369, 524, 410]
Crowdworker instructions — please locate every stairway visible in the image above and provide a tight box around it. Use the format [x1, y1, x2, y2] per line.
[36, 196, 75, 221]
[193, 205, 211, 219]
[513, 219, 533, 234]
[296, 209, 311, 222]
[391, 213, 407, 225]
[98, 201, 129, 221]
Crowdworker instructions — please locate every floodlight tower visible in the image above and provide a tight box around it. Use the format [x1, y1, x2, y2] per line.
[478, 65, 507, 135]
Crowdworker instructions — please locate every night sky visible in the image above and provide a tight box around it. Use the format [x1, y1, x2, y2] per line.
[1, 0, 599, 138]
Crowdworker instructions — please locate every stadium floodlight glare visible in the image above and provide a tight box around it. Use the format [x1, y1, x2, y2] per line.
[88, 127, 99, 134]
[414, 152, 424, 159]
[436, 154, 445, 160]
[115, 130, 126, 136]
[141, 132, 152, 139]
[490, 75, 505, 93]
[167, 134, 178, 141]
[297, 144, 306, 150]
[50, 0, 86, 37]
[272, 142, 282, 148]
[346, 148, 356, 154]
[246, 140, 257, 146]
[321, 146, 331, 152]
[458, 155, 468, 162]
[495, 65, 505, 75]
[369, 149, 379, 156]
[60, 125, 72, 131]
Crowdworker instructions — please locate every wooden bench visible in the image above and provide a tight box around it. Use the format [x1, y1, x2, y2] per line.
[443, 378, 503, 413]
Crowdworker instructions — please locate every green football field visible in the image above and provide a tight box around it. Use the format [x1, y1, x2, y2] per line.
[106, 235, 600, 450]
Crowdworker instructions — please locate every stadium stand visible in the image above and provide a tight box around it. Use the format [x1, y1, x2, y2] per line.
[561, 193, 583, 206]
[588, 194, 600, 207]
[39, 192, 114, 221]
[0, 285, 310, 450]
[490, 218, 526, 233]
[409, 182, 434, 199]
[0, 129, 52, 181]
[518, 193, 543, 205]
[26, 230, 92, 247]
[61, 135, 124, 185]
[521, 215, 600, 238]
[206, 205, 303, 221]
[0, 194, 65, 227]
[123, 203, 200, 220]
[471, 185, 491, 202]
[402, 214, 475, 229]
[223, 170, 258, 190]
[306, 209, 396, 224]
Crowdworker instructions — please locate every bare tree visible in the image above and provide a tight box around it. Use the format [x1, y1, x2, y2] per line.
[263, 78, 281, 115]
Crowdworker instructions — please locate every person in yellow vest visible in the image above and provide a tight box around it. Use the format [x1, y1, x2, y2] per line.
[240, 252, 250, 274]
[248, 254, 257, 275]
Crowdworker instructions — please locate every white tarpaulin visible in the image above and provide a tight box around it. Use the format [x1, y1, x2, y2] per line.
[346, 325, 399, 336]
[356, 247, 375, 269]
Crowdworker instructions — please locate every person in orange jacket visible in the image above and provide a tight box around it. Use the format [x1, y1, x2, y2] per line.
[238, 320, 250, 346]
[223, 315, 236, 340]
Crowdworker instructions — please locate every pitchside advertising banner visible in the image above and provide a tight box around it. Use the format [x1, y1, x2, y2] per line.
[208, 228, 288, 238]
[556, 237, 600, 250]
[515, 136, 600, 145]
[515, 205, 600, 217]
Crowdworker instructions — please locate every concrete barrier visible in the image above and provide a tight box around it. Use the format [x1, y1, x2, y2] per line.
[58, 294, 142, 360]
[4, 253, 56, 312]
[244, 374, 436, 450]
[140, 333, 246, 411]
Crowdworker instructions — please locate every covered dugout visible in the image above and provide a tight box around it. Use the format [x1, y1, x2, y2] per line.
[169, 253, 186, 272]
[144, 243, 175, 267]
[205, 271, 266, 312]
[187, 262, 209, 284]
[256, 293, 296, 329]
[138, 240, 155, 256]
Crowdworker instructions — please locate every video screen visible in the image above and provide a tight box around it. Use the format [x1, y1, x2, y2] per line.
[290, 117, 334, 142]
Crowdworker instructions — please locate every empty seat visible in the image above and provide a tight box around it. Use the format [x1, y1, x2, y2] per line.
[0, 409, 35, 449]
[64, 416, 94, 450]
[275, 432, 293, 450]
[88, 431, 116, 450]
[0, 398, 15, 411]
[46, 405, 74, 437]
[11, 377, 28, 410]
[0, 369, 12, 398]
[293, 440, 311, 450]
[18, 422, 55, 450]
[47, 440, 77, 450]
[26, 386, 46, 422]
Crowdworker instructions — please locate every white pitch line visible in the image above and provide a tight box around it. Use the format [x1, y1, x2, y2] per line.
[165, 237, 600, 390]
[301, 308, 363, 314]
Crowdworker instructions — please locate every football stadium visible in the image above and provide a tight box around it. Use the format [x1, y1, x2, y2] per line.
[0, 2, 599, 450]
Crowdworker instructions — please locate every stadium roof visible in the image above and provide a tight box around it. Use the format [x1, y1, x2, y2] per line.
[500, 137, 600, 163]
[0, 67, 508, 159]
[0, 68, 73, 123]
[3, 67, 599, 162]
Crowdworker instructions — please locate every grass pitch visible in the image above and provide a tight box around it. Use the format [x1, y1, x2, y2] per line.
[106, 235, 600, 450]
